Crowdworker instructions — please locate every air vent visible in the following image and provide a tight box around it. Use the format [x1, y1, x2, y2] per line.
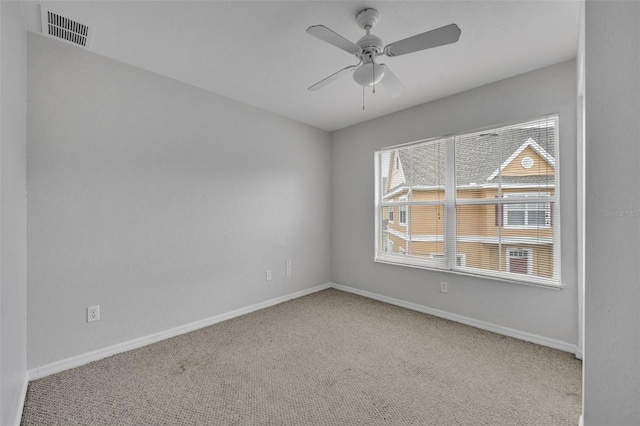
[41, 8, 93, 48]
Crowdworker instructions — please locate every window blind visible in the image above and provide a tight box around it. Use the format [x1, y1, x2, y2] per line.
[375, 114, 560, 286]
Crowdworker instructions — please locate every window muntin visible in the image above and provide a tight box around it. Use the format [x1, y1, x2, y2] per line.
[375, 115, 559, 287]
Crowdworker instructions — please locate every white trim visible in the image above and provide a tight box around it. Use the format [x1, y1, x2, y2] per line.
[330, 283, 578, 355]
[374, 254, 562, 289]
[431, 252, 466, 267]
[487, 137, 556, 181]
[389, 231, 552, 245]
[374, 151, 382, 262]
[458, 235, 553, 245]
[24, 281, 578, 385]
[383, 186, 409, 200]
[410, 234, 444, 242]
[13, 373, 29, 426]
[383, 185, 555, 201]
[388, 228, 409, 241]
[27, 283, 331, 381]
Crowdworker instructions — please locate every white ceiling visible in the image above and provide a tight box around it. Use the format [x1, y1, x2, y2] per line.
[21, 1, 581, 132]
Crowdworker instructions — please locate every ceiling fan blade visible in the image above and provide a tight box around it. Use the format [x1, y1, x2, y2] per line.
[308, 65, 357, 91]
[306, 25, 360, 54]
[384, 23, 461, 57]
[380, 65, 405, 98]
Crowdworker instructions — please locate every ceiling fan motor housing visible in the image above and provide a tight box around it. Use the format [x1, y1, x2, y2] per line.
[356, 34, 383, 54]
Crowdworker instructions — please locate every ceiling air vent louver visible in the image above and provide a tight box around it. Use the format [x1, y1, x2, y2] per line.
[41, 9, 93, 48]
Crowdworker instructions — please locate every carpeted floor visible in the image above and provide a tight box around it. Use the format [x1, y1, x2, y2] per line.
[21, 288, 582, 425]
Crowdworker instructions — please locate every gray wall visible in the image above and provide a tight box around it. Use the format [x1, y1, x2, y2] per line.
[27, 33, 331, 369]
[0, 1, 28, 424]
[331, 60, 578, 347]
[584, 1, 640, 425]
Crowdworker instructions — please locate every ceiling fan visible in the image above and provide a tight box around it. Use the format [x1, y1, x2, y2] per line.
[306, 8, 461, 98]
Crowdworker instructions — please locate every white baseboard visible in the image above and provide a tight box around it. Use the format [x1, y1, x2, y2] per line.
[28, 283, 331, 381]
[13, 372, 29, 426]
[330, 282, 578, 355]
[27, 281, 578, 382]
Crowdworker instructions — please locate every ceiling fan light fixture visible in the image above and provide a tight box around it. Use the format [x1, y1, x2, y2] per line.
[353, 62, 385, 86]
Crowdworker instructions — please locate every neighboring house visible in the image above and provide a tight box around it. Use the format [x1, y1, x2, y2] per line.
[382, 125, 556, 278]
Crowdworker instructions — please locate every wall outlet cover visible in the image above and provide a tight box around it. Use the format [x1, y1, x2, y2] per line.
[87, 305, 100, 322]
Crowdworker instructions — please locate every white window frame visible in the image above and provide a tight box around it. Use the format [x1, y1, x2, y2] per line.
[431, 253, 466, 267]
[388, 207, 394, 223]
[374, 115, 560, 288]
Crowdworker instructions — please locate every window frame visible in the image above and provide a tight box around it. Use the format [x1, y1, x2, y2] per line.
[431, 253, 466, 267]
[374, 115, 561, 288]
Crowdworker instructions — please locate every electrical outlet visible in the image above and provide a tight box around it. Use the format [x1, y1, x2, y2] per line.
[286, 259, 292, 277]
[265, 270, 272, 281]
[440, 282, 448, 293]
[87, 305, 100, 322]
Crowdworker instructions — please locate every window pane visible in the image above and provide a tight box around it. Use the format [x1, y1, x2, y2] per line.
[456, 118, 556, 198]
[379, 150, 392, 198]
[407, 204, 444, 259]
[456, 203, 556, 279]
[527, 210, 546, 225]
[402, 141, 447, 199]
[507, 210, 526, 225]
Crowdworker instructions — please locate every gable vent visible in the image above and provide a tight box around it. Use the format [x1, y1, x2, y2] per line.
[41, 9, 93, 48]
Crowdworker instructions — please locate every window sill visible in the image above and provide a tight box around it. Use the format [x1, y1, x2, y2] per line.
[374, 254, 564, 290]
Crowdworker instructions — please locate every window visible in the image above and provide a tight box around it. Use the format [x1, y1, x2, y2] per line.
[507, 248, 532, 274]
[399, 197, 408, 226]
[388, 207, 394, 223]
[503, 193, 551, 228]
[375, 115, 560, 286]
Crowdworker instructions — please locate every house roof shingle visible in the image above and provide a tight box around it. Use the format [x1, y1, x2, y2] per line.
[387, 123, 556, 194]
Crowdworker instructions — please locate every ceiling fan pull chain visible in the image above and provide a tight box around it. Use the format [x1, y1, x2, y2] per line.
[362, 85, 365, 110]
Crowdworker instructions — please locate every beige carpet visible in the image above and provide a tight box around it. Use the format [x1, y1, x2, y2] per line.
[21, 288, 582, 425]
